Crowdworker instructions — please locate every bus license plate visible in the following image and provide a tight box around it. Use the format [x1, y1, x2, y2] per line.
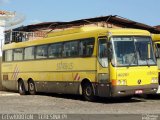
[135, 90, 143, 94]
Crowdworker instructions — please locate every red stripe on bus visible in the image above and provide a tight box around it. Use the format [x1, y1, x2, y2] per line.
[74, 73, 79, 80]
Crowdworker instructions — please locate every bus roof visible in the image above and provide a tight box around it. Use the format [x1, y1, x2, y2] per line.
[152, 34, 160, 41]
[47, 26, 150, 37]
[3, 26, 151, 50]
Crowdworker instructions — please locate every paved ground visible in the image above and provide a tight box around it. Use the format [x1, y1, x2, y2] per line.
[0, 91, 160, 114]
[0, 91, 160, 119]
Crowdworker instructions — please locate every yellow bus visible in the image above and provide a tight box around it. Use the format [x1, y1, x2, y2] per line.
[152, 34, 160, 93]
[2, 26, 158, 101]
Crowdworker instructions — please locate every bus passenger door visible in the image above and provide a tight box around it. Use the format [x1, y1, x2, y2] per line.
[154, 42, 160, 93]
[155, 43, 160, 70]
[96, 38, 110, 97]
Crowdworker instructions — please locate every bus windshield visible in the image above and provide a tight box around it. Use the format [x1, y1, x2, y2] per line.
[111, 36, 156, 67]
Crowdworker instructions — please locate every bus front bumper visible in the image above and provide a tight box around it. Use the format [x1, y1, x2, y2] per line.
[111, 83, 158, 97]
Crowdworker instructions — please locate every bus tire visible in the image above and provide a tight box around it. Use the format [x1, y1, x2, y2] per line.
[18, 80, 26, 95]
[82, 83, 95, 101]
[28, 80, 36, 95]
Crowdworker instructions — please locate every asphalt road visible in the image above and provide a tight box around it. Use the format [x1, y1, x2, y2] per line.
[0, 92, 160, 120]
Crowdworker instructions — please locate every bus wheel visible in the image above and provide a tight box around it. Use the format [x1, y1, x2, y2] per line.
[82, 83, 95, 101]
[28, 80, 36, 95]
[18, 81, 26, 95]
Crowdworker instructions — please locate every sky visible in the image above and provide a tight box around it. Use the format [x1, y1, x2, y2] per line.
[0, 0, 160, 28]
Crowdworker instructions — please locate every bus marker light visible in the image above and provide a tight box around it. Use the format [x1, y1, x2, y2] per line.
[117, 80, 121, 85]
[111, 80, 117, 86]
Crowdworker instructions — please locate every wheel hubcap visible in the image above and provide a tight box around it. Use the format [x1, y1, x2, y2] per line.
[29, 83, 34, 91]
[86, 87, 92, 96]
[19, 83, 23, 91]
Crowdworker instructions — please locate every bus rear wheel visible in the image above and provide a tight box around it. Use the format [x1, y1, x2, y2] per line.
[18, 81, 26, 95]
[28, 80, 36, 95]
[82, 83, 95, 101]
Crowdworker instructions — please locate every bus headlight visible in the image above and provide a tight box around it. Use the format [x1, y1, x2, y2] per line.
[117, 80, 121, 85]
[117, 80, 127, 85]
[151, 77, 158, 83]
[121, 80, 127, 85]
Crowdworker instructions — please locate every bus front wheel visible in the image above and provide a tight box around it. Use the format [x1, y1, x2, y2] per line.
[28, 80, 36, 95]
[82, 83, 95, 101]
[18, 81, 26, 95]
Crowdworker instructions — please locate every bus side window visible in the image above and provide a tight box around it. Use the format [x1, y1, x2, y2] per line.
[13, 48, 23, 61]
[24, 47, 35, 60]
[63, 41, 78, 57]
[98, 39, 108, 67]
[36, 45, 48, 59]
[48, 43, 62, 58]
[79, 38, 95, 56]
[70, 41, 78, 56]
[4, 50, 13, 62]
[63, 42, 70, 57]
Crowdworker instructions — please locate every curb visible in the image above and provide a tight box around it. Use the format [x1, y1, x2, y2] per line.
[0, 91, 20, 96]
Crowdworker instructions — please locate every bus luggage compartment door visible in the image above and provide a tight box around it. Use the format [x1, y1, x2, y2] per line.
[96, 81, 111, 97]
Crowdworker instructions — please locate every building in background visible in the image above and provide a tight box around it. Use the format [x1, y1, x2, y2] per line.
[155, 25, 160, 30]
[5, 15, 160, 44]
[10, 15, 160, 32]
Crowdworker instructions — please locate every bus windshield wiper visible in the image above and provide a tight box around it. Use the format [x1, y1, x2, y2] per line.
[145, 58, 150, 67]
